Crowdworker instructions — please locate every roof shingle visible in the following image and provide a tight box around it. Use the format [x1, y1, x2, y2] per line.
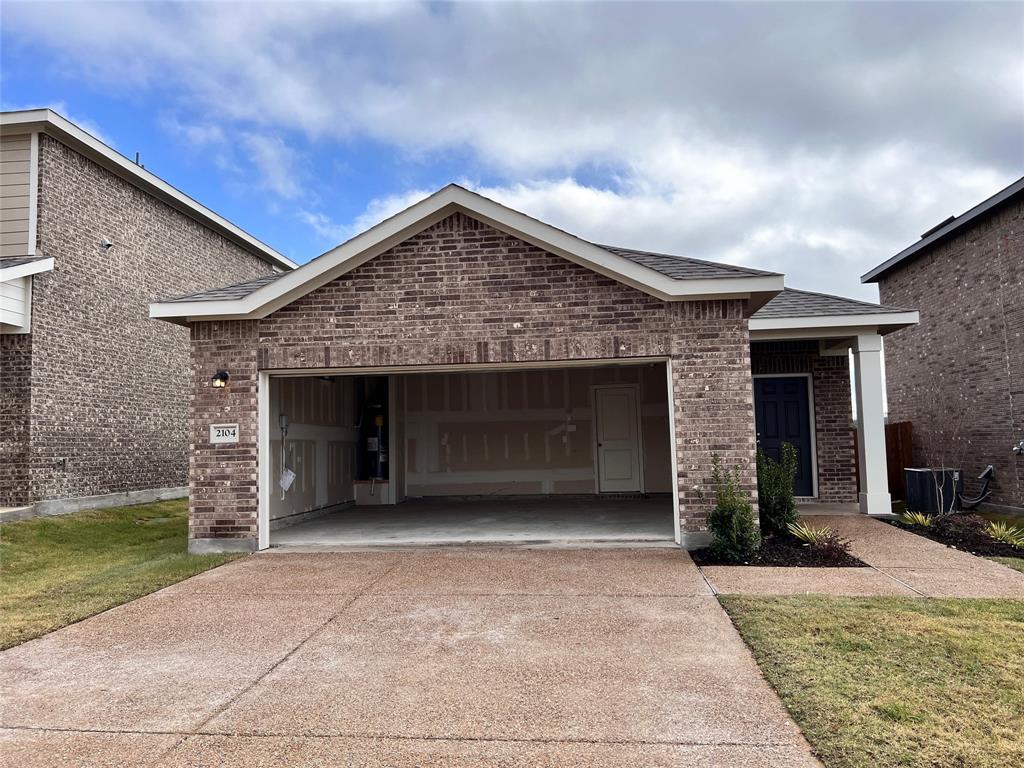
[0, 255, 51, 269]
[164, 272, 285, 303]
[753, 288, 910, 318]
[598, 245, 780, 280]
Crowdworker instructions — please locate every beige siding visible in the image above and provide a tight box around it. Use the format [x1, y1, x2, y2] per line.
[0, 135, 33, 257]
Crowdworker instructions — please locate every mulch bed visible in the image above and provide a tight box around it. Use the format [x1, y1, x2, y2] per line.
[691, 534, 867, 568]
[890, 513, 1024, 559]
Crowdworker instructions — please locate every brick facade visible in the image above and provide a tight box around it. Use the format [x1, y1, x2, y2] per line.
[878, 196, 1023, 509]
[750, 341, 857, 503]
[0, 333, 32, 505]
[1, 134, 275, 507]
[188, 213, 759, 547]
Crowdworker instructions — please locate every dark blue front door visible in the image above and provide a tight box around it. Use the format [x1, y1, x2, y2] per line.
[753, 377, 814, 497]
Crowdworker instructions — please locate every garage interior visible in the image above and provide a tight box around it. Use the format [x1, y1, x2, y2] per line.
[266, 362, 676, 547]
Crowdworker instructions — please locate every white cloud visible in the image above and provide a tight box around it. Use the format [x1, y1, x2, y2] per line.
[344, 142, 1005, 300]
[239, 133, 302, 199]
[5, 2, 1021, 296]
[160, 114, 225, 147]
[296, 210, 348, 244]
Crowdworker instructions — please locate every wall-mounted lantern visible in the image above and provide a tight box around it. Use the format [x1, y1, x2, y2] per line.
[211, 370, 230, 389]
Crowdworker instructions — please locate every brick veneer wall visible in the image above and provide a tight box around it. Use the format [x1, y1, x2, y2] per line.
[0, 333, 32, 506]
[751, 341, 857, 503]
[12, 135, 275, 505]
[878, 196, 1023, 509]
[188, 213, 759, 548]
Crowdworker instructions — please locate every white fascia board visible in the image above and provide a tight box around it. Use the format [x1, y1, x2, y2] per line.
[149, 184, 785, 322]
[749, 310, 919, 340]
[0, 257, 54, 282]
[0, 109, 295, 271]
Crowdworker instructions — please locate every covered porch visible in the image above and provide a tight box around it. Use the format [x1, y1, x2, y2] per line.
[749, 288, 920, 516]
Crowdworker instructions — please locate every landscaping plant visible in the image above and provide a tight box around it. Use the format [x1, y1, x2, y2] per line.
[787, 521, 853, 560]
[707, 455, 760, 563]
[986, 521, 1024, 549]
[787, 521, 833, 546]
[900, 510, 934, 527]
[756, 443, 799, 536]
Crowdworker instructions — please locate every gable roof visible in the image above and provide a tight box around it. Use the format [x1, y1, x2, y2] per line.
[862, 175, 1024, 283]
[0, 109, 296, 271]
[150, 184, 785, 323]
[164, 243, 781, 305]
[749, 287, 918, 337]
[753, 287, 909, 318]
[598, 245, 780, 280]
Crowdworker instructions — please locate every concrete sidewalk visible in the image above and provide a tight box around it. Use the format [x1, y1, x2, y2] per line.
[701, 515, 1024, 598]
[0, 548, 820, 767]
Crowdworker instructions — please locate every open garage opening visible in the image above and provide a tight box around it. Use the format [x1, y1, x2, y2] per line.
[262, 361, 677, 548]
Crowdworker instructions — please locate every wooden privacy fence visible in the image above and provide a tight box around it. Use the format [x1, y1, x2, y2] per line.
[852, 420, 913, 501]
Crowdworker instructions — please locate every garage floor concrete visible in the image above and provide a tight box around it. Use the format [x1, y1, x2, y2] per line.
[272, 495, 676, 548]
[0, 548, 819, 767]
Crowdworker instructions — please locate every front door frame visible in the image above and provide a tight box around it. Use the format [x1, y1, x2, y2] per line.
[257, 357, 675, 549]
[751, 373, 819, 500]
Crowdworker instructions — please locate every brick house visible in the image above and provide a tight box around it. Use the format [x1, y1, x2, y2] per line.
[151, 185, 917, 552]
[0, 109, 295, 515]
[863, 176, 1024, 511]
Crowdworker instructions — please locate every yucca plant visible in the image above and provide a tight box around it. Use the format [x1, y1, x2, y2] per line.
[900, 511, 934, 528]
[986, 521, 1024, 549]
[787, 521, 834, 546]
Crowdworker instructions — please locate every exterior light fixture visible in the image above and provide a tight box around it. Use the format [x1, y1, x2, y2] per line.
[211, 370, 230, 389]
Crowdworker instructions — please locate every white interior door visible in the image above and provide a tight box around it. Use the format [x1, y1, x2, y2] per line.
[594, 386, 642, 493]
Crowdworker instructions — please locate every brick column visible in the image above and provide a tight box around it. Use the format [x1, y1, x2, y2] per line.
[668, 301, 758, 545]
[188, 320, 260, 553]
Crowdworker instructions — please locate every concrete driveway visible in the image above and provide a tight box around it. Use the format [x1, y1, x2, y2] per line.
[1, 549, 818, 767]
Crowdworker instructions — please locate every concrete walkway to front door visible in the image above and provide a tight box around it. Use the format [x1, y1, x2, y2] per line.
[0, 548, 819, 767]
[700, 514, 1024, 598]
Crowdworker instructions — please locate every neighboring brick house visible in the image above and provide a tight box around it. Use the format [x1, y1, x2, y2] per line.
[863, 176, 1024, 511]
[0, 109, 295, 514]
[151, 185, 917, 553]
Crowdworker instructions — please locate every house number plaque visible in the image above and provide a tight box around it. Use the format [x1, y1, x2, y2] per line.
[209, 423, 240, 444]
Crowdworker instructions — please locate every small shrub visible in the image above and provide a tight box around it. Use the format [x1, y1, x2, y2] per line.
[707, 456, 760, 563]
[986, 521, 1024, 549]
[817, 530, 853, 560]
[787, 521, 853, 559]
[756, 443, 799, 536]
[901, 511, 934, 528]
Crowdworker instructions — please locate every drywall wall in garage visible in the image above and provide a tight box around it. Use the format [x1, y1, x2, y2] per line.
[402, 364, 671, 496]
[269, 376, 358, 521]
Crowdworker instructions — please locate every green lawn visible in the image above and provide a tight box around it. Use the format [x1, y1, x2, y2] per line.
[991, 557, 1024, 574]
[721, 595, 1024, 768]
[0, 499, 239, 650]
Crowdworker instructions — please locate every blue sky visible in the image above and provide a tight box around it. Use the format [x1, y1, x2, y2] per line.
[2, 2, 1021, 298]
